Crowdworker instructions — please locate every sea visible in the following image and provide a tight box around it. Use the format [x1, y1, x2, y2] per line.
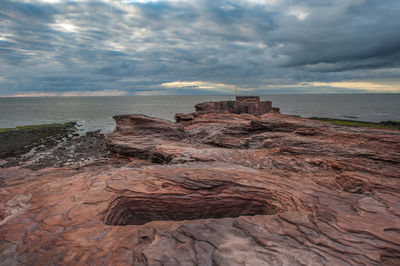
[1, 94, 399, 134]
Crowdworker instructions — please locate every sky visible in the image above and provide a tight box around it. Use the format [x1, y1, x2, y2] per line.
[0, 0, 400, 96]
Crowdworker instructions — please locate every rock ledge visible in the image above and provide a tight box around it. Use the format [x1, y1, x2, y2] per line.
[1, 104, 400, 265]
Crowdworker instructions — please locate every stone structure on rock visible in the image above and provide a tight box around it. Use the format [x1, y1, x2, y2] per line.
[195, 96, 278, 115]
[1, 102, 400, 265]
[176, 97, 280, 123]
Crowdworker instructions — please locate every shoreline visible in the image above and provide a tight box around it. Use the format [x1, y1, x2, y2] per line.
[0, 122, 109, 170]
[1, 94, 400, 131]
[309, 117, 400, 129]
[1, 116, 398, 170]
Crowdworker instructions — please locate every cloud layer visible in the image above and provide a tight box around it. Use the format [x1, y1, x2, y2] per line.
[1, 0, 399, 96]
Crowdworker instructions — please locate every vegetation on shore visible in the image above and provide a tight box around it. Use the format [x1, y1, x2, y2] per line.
[0, 122, 77, 158]
[310, 117, 400, 130]
[0, 122, 76, 133]
[1, 116, 399, 162]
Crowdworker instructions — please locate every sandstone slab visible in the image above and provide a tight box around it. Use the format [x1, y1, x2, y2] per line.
[1, 110, 400, 265]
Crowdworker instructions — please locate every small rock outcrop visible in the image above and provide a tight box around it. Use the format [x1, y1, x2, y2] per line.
[106, 114, 189, 163]
[176, 96, 279, 123]
[1, 103, 400, 265]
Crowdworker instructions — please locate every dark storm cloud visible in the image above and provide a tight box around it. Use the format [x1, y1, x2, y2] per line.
[270, 0, 400, 71]
[0, 0, 399, 96]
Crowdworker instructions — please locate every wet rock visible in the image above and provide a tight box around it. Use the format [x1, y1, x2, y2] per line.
[0, 122, 76, 158]
[0, 130, 109, 170]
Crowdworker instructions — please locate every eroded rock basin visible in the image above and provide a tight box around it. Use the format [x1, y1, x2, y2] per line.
[104, 184, 285, 226]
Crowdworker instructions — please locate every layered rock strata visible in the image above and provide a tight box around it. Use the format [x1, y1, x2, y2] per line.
[176, 96, 279, 122]
[1, 108, 400, 265]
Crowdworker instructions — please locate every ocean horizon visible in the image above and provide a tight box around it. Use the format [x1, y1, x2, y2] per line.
[1, 93, 399, 133]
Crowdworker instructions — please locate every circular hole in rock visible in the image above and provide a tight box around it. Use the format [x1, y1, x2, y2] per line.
[103, 194, 283, 226]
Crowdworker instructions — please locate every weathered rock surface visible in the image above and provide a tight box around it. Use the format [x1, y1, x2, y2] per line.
[1, 109, 400, 265]
[189, 96, 278, 116]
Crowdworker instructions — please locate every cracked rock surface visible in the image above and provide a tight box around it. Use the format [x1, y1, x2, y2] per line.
[1, 110, 400, 265]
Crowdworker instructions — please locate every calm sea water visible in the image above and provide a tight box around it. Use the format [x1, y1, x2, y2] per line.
[1, 94, 399, 133]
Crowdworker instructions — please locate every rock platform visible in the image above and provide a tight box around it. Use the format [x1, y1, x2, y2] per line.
[1, 109, 400, 265]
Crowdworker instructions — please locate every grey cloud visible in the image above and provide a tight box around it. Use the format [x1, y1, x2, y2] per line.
[0, 0, 399, 96]
[269, 0, 400, 71]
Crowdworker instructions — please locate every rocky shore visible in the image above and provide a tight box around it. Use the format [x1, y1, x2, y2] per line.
[1, 104, 400, 265]
[0, 123, 109, 171]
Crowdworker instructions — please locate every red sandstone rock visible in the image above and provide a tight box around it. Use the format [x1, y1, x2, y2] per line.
[1, 108, 400, 265]
[192, 96, 278, 116]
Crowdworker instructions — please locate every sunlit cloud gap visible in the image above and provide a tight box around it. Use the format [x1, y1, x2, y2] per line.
[162, 81, 400, 93]
[161, 81, 253, 93]
[7, 90, 127, 97]
[297, 82, 400, 93]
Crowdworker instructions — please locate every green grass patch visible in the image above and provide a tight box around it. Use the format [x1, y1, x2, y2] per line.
[0, 128, 13, 133]
[0, 122, 77, 158]
[310, 117, 399, 130]
[0, 122, 76, 133]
